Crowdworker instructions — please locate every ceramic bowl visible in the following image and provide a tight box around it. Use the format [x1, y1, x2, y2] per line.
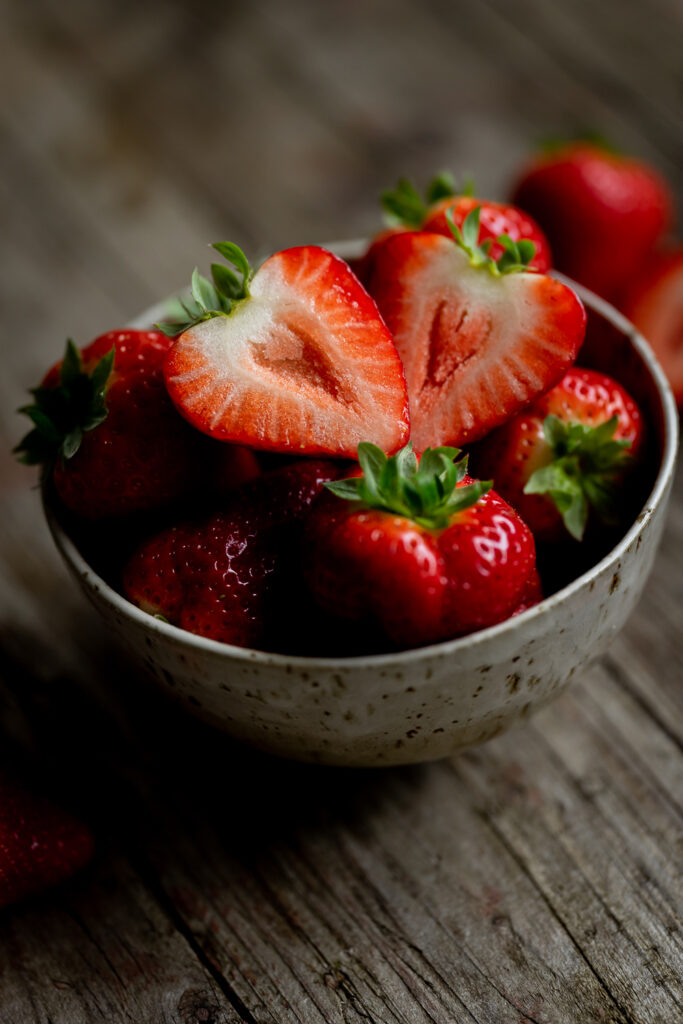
[44, 246, 678, 766]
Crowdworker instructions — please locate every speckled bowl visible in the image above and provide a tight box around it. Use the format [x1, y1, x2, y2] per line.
[44, 248, 678, 766]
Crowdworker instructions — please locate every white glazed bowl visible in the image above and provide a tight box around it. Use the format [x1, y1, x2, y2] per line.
[44, 249, 678, 766]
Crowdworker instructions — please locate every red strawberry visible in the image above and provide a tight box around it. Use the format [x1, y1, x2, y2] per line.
[423, 196, 552, 273]
[512, 142, 673, 300]
[620, 248, 683, 405]
[161, 242, 410, 458]
[511, 568, 544, 616]
[15, 331, 260, 518]
[123, 459, 338, 648]
[368, 208, 586, 452]
[304, 443, 536, 648]
[355, 174, 551, 285]
[0, 773, 94, 909]
[474, 368, 644, 542]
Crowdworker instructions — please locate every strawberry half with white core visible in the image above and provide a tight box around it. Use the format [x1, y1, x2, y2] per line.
[475, 368, 644, 542]
[304, 442, 536, 648]
[368, 207, 586, 452]
[161, 242, 410, 458]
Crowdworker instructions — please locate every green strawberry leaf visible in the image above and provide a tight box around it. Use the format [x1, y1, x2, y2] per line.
[14, 339, 115, 467]
[156, 241, 253, 335]
[380, 171, 471, 228]
[445, 207, 537, 277]
[325, 442, 492, 530]
[524, 413, 635, 540]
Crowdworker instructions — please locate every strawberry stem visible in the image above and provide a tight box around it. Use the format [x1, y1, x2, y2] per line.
[523, 414, 633, 540]
[14, 340, 114, 467]
[445, 206, 537, 276]
[325, 442, 492, 531]
[156, 241, 253, 337]
[380, 171, 471, 228]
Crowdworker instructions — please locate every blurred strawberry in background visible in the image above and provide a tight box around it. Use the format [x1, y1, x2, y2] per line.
[510, 139, 681, 406]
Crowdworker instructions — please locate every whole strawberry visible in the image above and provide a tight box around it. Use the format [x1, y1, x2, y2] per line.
[160, 242, 410, 458]
[620, 248, 683, 405]
[123, 459, 338, 648]
[368, 206, 585, 451]
[475, 368, 644, 542]
[355, 174, 552, 285]
[15, 330, 260, 518]
[512, 142, 673, 300]
[304, 443, 536, 649]
[0, 773, 94, 909]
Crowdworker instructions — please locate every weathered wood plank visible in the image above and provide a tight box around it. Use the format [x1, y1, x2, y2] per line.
[0, 853, 248, 1024]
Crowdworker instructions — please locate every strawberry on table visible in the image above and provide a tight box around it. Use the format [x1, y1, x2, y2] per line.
[15, 331, 260, 518]
[0, 772, 94, 910]
[620, 248, 683, 405]
[160, 242, 410, 458]
[368, 207, 586, 452]
[511, 141, 673, 300]
[304, 443, 536, 649]
[474, 368, 644, 542]
[123, 459, 338, 649]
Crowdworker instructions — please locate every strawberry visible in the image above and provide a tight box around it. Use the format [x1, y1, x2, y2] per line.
[512, 568, 544, 616]
[511, 142, 673, 300]
[355, 174, 551, 285]
[160, 242, 410, 458]
[422, 196, 552, 273]
[0, 773, 94, 909]
[368, 207, 586, 452]
[15, 331, 260, 518]
[123, 459, 338, 648]
[304, 443, 536, 648]
[620, 248, 683, 405]
[474, 368, 644, 542]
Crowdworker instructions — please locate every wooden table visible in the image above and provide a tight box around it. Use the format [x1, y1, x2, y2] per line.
[1, 1, 681, 1020]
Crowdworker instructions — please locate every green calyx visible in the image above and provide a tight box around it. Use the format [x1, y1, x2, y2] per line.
[325, 442, 492, 531]
[380, 171, 474, 228]
[14, 340, 114, 467]
[523, 414, 634, 541]
[156, 241, 253, 337]
[446, 206, 537, 276]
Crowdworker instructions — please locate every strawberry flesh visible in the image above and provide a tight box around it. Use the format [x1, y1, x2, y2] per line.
[369, 232, 586, 451]
[165, 246, 410, 458]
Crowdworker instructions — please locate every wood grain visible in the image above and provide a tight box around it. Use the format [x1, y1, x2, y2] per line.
[0, 0, 681, 1021]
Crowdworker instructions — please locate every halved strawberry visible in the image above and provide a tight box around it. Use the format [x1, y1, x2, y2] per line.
[368, 209, 586, 451]
[161, 243, 410, 458]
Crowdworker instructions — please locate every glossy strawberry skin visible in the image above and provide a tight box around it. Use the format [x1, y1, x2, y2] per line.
[0, 773, 94, 909]
[512, 144, 673, 300]
[368, 231, 586, 451]
[46, 331, 260, 519]
[620, 248, 683, 404]
[474, 368, 644, 543]
[304, 477, 536, 648]
[123, 460, 338, 649]
[164, 246, 410, 459]
[423, 196, 552, 272]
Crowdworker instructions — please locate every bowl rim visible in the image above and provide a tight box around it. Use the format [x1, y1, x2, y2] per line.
[45, 262, 679, 671]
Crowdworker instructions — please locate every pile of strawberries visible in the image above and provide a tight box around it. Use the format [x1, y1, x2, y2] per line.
[17, 144, 677, 658]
